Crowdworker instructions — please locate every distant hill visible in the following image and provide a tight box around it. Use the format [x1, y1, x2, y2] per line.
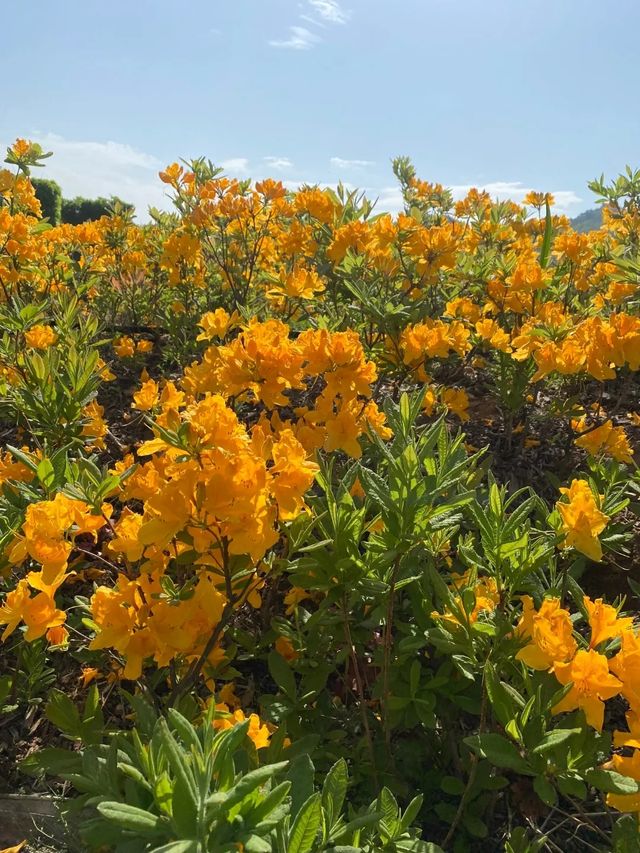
[571, 207, 602, 232]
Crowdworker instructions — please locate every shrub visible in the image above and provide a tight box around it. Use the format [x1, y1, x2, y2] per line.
[32, 177, 62, 224]
[61, 194, 134, 224]
[2, 137, 640, 850]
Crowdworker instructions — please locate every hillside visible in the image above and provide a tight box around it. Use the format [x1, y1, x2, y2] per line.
[571, 206, 602, 232]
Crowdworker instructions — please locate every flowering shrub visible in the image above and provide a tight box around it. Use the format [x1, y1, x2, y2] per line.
[2, 138, 640, 850]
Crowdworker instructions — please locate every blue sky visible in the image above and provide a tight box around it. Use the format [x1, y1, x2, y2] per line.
[2, 0, 640, 219]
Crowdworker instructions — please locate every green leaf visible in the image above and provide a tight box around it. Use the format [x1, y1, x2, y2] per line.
[269, 650, 297, 700]
[322, 758, 348, 829]
[167, 708, 200, 753]
[462, 813, 488, 838]
[149, 843, 199, 853]
[157, 719, 199, 813]
[587, 769, 640, 795]
[248, 780, 292, 826]
[539, 199, 553, 269]
[463, 734, 533, 774]
[440, 776, 465, 796]
[81, 684, 104, 745]
[399, 794, 423, 833]
[531, 728, 581, 754]
[207, 762, 288, 816]
[613, 813, 640, 853]
[380, 786, 399, 833]
[37, 457, 56, 489]
[20, 746, 80, 777]
[533, 775, 558, 807]
[557, 775, 587, 800]
[171, 773, 198, 837]
[484, 663, 514, 729]
[332, 811, 380, 842]
[97, 801, 164, 835]
[45, 689, 82, 738]
[287, 792, 322, 853]
[286, 754, 315, 819]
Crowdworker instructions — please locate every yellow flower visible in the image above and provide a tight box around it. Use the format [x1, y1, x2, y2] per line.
[0, 842, 27, 853]
[435, 571, 498, 627]
[197, 308, 236, 341]
[442, 388, 470, 422]
[584, 596, 634, 648]
[610, 630, 640, 709]
[556, 479, 609, 561]
[113, 336, 135, 358]
[475, 319, 511, 353]
[80, 666, 101, 687]
[324, 399, 365, 458]
[0, 580, 31, 640]
[97, 357, 116, 381]
[218, 682, 240, 708]
[515, 596, 577, 670]
[24, 324, 57, 349]
[275, 635, 298, 661]
[0, 449, 34, 486]
[159, 162, 183, 185]
[213, 704, 272, 750]
[276, 267, 326, 300]
[284, 587, 310, 615]
[46, 624, 69, 646]
[553, 649, 622, 731]
[108, 508, 145, 562]
[423, 386, 437, 417]
[523, 190, 554, 207]
[573, 418, 633, 464]
[132, 378, 159, 412]
[349, 477, 365, 500]
[0, 577, 67, 643]
[268, 429, 318, 520]
[81, 400, 108, 450]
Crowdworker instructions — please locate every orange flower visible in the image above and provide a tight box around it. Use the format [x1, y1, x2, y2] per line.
[213, 704, 272, 749]
[553, 649, 622, 731]
[584, 596, 634, 648]
[283, 587, 310, 615]
[197, 308, 236, 341]
[515, 596, 576, 670]
[24, 324, 57, 349]
[132, 379, 159, 412]
[80, 667, 101, 687]
[556, 479, 609, 562]
[442, 388, 470, 422]
[113, 336, 135, 358]
[275, 636, 298, 662]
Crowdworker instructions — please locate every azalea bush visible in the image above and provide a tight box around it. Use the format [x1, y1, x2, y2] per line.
[1, 138, 640, 851]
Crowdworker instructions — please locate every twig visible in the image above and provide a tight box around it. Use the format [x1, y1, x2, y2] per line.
[342, 595, 380, 791]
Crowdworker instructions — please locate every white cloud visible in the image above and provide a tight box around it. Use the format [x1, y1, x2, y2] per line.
[12, 132, 168, 221]
[368, 186, 404, 215]
[330, 156, 375, 170]
[269, 26, 320, 50]
[449, 181, 582, 216]
[270, 0, 349, 49]
[307, 0, 350, 24]
[220, 157, 250, 175]
[264, 156, 293, 170]
[299, 13, 325, 28]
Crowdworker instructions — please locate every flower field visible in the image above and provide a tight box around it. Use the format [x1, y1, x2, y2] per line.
[2, 139, 640, 851]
